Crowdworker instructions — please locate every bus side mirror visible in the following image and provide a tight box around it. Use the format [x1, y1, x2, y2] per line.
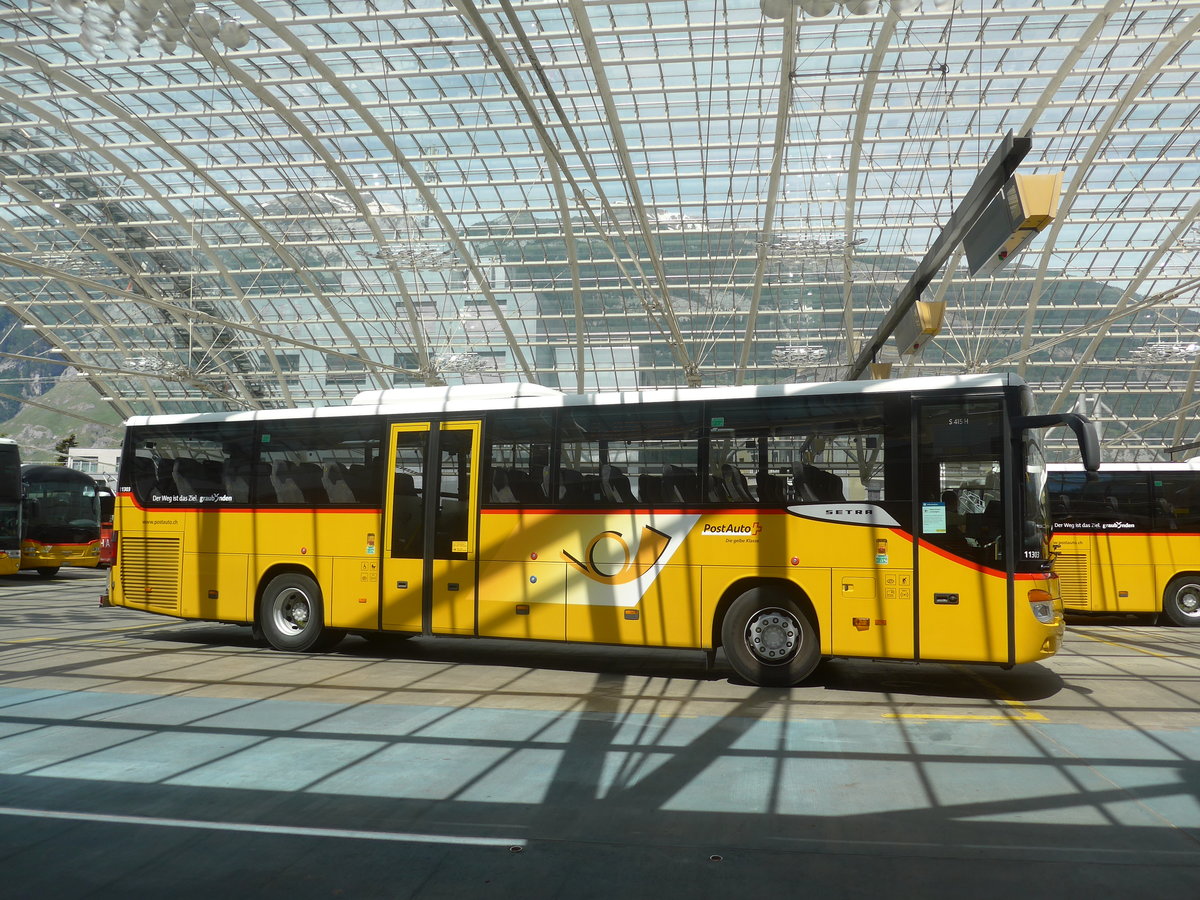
[1015, 413, 1100, 475]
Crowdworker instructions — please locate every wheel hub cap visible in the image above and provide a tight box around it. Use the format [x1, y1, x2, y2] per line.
[1179, 589, 1200, 616]
[277, 590, 310, 633]
[746, 608, 800, 664]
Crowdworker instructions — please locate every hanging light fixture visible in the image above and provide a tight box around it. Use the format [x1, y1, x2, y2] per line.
[51, 0, 253, 56]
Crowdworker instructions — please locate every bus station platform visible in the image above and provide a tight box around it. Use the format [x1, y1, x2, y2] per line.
[1, 569, 1199, 898]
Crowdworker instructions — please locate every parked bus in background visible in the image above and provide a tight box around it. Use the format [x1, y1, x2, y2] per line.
[20, 464, 102, 578]
[106, 375, 1097, 686]
[1049, 459, 1200, 626]
[0, 439, 21, 576]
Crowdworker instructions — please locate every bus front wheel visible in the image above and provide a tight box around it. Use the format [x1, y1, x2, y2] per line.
[259, 573, 344, 652]
[1161, 576, 1200, 627]
[720, 588, 821, 686]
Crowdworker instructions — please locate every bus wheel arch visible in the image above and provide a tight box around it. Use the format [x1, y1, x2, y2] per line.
[715, 580, 821, 686]
[1161, 574, 1200, 627]
[256, 566, 344, 651]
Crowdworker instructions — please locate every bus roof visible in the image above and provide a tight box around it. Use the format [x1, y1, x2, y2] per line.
[123, 372, 1024, 428]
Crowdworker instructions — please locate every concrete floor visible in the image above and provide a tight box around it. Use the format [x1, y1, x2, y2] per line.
[2, 568, 1199, 898]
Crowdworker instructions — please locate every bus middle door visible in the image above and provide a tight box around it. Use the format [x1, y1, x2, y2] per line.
[381, 421, 481, 636]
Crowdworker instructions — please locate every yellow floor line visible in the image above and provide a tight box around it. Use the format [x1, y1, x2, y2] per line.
[883, 665, 1048, 722]
[1071, 631, 1171, 658]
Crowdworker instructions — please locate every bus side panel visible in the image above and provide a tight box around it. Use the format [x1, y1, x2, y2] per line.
[329, 556, 380, 630]
[478, 557, 566, 640]
[186, 551, 249, 621]
[565, 561, 702, 649]
[831, 567, 914, 659]
[249, 509, 381, 628]
[1053, 531, 1170, 616]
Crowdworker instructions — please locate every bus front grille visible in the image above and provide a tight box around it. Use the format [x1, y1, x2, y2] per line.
[1053, 552, 1089, 609]
[120, 536, 182, 612]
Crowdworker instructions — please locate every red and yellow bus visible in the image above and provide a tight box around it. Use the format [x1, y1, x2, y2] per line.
[106, 375, 1097, 686]
[20, 464, 103, 577]
[1049, 460, 1200, 626]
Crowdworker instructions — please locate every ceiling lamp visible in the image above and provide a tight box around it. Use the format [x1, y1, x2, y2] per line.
[767, 235, 867, 259]
[122, 354, 190, 377]
[772, 345, 829, 366]
[1129, 342, 1200, 363]
[434, 352, 490, 374]
[51, 0, 252, 57]
[760, 0, 958, 17]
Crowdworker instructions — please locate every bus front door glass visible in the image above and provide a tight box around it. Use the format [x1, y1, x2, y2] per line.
[915, 400, 1006, 662]
[381, 422, 480, 636]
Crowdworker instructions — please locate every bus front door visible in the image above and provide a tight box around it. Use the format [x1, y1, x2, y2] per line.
[381, 421, 481, 636]
[913, 398, 1009, 663]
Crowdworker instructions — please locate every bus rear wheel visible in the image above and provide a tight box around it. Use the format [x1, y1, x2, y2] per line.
[1161, 576, 1200, 627]
[259, 573, 344, 651]
[35, 567, 59, 579]
[720, 588, 821, 686]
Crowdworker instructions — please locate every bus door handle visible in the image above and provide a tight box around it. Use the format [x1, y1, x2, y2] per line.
[934, 593, 960, 605]
[396, 581, 408, 589]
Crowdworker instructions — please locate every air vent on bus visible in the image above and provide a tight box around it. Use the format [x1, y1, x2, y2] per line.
[119, 536, 182, 613]
[1053, 552, 1089, 610]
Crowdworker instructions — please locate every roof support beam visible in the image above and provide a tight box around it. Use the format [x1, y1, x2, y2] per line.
[845, 132, 1030, 381]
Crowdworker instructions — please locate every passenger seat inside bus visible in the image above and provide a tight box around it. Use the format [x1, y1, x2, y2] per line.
[723, 464, 756, 502]
[601, 464, 637, 504]
[131, 457, 156, 499]
[322, 463, 357, 503]
[490, 468, 517, 502]
[154, 458, 177, 496]
[224, 462, 251, 503]
[758, 473, 786, 504]
[662, 465, 697, 502]
[559, 468, 589, 503]
[639, 474, 663, 505]
[705, 473, 731, 502]
[269, 461, 306, 503]
[792, 463, 845, 502]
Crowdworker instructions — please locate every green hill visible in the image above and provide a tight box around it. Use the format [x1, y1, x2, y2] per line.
[0, 372, 123, 463]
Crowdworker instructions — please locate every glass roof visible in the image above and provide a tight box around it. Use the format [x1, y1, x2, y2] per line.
[2, 0, 1199, 460]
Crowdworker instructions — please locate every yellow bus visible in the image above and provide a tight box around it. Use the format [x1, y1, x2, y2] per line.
[0, 439, 21, 576]
[20, 464, 103, 578]
[106, 375, 1097, 686]
[1049, 460, 1200, 626]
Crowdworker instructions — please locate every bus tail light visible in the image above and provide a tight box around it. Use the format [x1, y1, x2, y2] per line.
[1028, 589, 1056, 624]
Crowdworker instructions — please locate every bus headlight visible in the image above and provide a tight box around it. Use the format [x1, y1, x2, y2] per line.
[1028, 588, 1057, 624]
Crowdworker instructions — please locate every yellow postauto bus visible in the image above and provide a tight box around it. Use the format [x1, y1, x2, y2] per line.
[0, 439, 21, 576]
[1049, 460, 1200, 626]
[106, 375, 1097, 686]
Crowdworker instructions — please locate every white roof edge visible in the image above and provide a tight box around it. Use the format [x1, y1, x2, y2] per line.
[124, 373, 1021, 428]
[1048, 458, 1200, 472]
[350, 382, 565, 406]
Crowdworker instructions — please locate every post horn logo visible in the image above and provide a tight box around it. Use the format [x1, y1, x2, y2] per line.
[562, 526, 672, 585]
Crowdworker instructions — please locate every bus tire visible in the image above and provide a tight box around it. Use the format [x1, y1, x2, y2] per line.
[1161, 576, 1200, 627]
[36, 567, 59, 579]
[720, 588, 821, 686]
[259, 573, 344, 652]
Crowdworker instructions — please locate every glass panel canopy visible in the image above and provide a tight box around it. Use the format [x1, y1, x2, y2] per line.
[0, 0, 1198, 460]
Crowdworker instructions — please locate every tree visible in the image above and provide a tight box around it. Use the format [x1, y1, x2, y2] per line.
[54, 433, 77, 466]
